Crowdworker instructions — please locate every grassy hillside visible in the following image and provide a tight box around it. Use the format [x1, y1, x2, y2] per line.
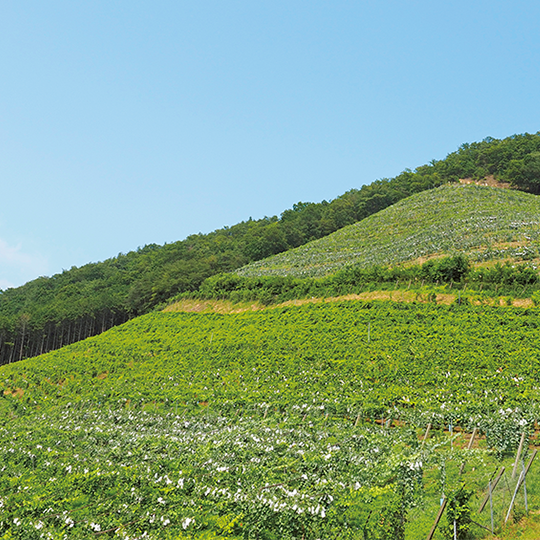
[3, 299, 540, 418]
[2, 300, 540, 538]
[238, 184, 540, 278]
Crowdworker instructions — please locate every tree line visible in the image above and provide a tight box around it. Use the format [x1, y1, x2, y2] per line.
[2, 131, 540, 364]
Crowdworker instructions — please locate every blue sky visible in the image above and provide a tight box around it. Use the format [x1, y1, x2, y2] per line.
[1, 1, 540, 289]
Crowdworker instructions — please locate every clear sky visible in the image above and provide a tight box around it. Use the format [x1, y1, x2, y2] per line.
[1, 1, 540, 289]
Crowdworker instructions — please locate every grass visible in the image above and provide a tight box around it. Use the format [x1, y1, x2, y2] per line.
[237, 184, 540, 278]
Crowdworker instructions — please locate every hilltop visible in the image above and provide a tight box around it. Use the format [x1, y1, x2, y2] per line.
[238, 184, 540, 278]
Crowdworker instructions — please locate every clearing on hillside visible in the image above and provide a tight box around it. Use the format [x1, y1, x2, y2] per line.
[237, 184, 540, 278]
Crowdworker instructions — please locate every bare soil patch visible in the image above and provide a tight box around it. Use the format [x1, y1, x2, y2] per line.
[164, 298, 263, 314]
[459, 175, 511, 189]
[165, 289, 536, 315]
[3, 387, 24, 399]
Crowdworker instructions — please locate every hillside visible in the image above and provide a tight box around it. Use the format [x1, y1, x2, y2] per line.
[238, 184, 540, 278]
[4, 133, 540, 537]
[2, 132, 540, 365]
[2, 300, 540, 538]
[3, 300, 540, 415]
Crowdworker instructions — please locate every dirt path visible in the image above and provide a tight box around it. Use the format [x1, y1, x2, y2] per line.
[164, 290, 534, 315]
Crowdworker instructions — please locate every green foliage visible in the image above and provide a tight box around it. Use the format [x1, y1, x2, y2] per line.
[193, 255, 540, 307]
[505, 151, 540, 194]
[469, 262, 539, 286]
[2, 298, 540, 537]
[445, 486, 473, 540]
[3, 300, 540, 435]
[0, 407, 422, 539]
[421, 255, 470, 283]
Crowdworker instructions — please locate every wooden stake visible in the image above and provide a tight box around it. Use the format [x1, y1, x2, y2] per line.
[479, 466, 505, 513]
[522, 459, 529, 513]
[426, 497, 447, 540]
[505, 450, 537, 524]
[512, 431, 527, 479]
[459, 427, 477, 475]
[466, 427, 477, 450]
[421, 423, 431, 446]
[489, 479, 494, 534]
[354, 412, 361, 427]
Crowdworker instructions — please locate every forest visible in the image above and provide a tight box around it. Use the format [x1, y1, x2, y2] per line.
[2, 131, 540, 365]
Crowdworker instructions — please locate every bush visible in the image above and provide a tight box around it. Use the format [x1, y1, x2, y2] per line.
[445, 486, 473, 540]
[422, 255, 470, 283]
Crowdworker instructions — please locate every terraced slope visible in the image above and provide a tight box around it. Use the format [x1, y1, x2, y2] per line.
[3, 300, 540, 416]
[3, 300, 540, 538]
[237, 184, 540, 277]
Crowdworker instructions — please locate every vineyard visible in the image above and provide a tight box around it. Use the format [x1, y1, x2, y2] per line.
[2, 300, 540, 538]
[238, 185, 540, 278]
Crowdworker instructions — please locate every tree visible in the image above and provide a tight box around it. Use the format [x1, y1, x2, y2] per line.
[505, 151, 540, 193]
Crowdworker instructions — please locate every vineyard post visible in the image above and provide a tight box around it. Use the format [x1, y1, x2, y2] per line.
[512, 431, 527, 479]
[422, 423, 431, 446]
[354, 412, 361, 427]
[505, 449, 537, 524]
[479, 466, 505, 513]
[459, 427, 477, 475]
[522, 459, 528, 512]
[489, 479, 494, 534]
[426, 497, 447, 540]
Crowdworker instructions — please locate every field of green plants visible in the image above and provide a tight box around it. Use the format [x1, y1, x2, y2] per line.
[2, 300, 540, 538]
[238, 185, 540, 278]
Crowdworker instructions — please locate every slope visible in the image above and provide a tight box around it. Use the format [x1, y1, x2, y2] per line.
[3, 299, 540, 415]
[237, 184, 540, 278]
[2, 300, 540, 538]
